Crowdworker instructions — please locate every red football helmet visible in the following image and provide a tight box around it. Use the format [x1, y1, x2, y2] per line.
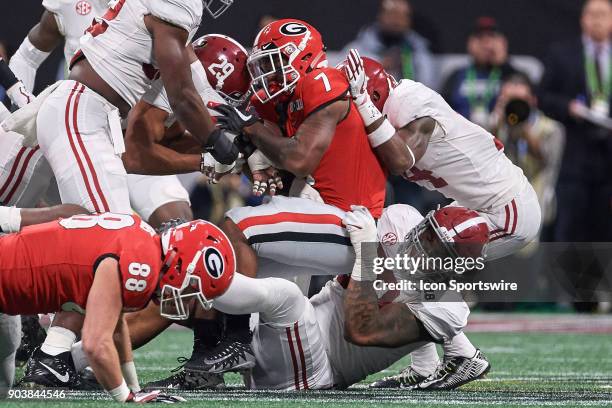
[248, 19, 328, 103]
[203, 0, 233, 19]
[159, 220, 236, 320]
[193, 34, 250, 106]
[407, 206, 490, 264]
[361, 57, 398, 112]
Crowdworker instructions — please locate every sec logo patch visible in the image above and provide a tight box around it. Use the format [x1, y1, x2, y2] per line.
[76, 0, 92, 16]
[381, 232, 397, 246]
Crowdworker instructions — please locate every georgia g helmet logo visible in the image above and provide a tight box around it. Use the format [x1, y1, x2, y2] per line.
[203, 247, 225, 279]
[279, 22, 309, 36]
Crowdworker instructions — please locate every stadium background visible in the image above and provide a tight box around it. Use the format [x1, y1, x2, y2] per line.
[0, 0, 588, 92]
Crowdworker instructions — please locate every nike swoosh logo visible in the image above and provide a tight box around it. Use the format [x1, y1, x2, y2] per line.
[40, 362, 70, 383]
[235, 109, 253, 122]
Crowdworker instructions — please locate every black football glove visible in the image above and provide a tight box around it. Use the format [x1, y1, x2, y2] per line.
[203, 128, 240, 165]
[208, 102, 260, 134]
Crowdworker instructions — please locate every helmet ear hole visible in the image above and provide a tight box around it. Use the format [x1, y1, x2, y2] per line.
[372, 91, 381, 103]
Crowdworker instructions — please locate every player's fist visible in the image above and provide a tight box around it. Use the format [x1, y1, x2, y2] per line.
[208, 102, 260, 134]
[127, 390, 186, 403]
[342, 205, 377, 245]
[343, 49, 369, 106]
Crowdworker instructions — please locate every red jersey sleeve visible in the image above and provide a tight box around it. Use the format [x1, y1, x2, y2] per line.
[116, 224, 162, 312]
[298, 68, 350, 118]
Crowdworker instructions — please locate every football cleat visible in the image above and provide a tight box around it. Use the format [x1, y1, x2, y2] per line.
[143, 365, 225, 390]
[369, 366, 427, 389]
[184, 332, 256, 374]
[18, 348, 82, 389]
[417, 349, 490, 390]
[15, 315, 47, 367]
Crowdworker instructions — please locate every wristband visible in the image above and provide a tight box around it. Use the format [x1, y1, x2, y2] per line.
[13, 37, 50, 68]
[121, 361, 140, 393]
[0, 206, 22, 233]
[368, 118, 396, 148]
[355, 95, 384, 128]
[108, 379, 131, 402]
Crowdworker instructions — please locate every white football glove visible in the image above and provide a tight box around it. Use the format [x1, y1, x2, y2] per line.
[343, 49, 369, 107]
[343, 205, 378, 281]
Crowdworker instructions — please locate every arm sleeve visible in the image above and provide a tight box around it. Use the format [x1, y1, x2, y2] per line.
[148, 0, 203, 34]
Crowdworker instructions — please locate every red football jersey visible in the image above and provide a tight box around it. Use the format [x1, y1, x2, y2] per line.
[0, 213, 162, 315]
[257, 67, 387, 218]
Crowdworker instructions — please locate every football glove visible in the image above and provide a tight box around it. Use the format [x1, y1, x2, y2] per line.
[343, 49, 369, 107]
[203, 128, 239, 165]
[208, 102, 260, 134]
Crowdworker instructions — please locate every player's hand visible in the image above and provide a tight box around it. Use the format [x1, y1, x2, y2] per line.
[208, 102, 260, 134]
[203, 128, 239, 165]
[252, 167, 283, 196]
[343, 205, 378, 245]
[248, 150, 283, 196]
[343, 49, 369, 106]
[126, 390, 186, 403]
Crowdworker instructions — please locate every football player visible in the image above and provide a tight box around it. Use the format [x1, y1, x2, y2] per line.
[198, 204, 489, 390]
[204, 19, 396, 373]
[340, 51, 541, 389]
[29, 0, 237, 219]
[0, 214, 235, 402]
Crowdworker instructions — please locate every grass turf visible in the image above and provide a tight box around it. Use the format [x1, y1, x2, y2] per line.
[6, 328, 612, 407]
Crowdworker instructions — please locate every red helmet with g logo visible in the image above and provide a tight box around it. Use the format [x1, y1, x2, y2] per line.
[193, 34, 250, 106]
[159, 220, 236, 320]
[248, 19, 328, 103]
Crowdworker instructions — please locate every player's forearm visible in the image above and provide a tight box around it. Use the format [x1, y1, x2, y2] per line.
[123, 143, 200, 175]
[245, 122, 313, 177]
[1, 205, 87, 233]
[170, 87, 217, 145]
[82, 336, 125, 395]
[344, 279, 388, 346]
[375, 136, 414, 175]
[9, 11, 61, 91]
[114, 315, 141, 393]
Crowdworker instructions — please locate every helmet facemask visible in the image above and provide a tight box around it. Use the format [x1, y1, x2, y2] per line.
[248, 44, 301, 103]
[159, 249, 214, 320]
[203, 0, 233, 19]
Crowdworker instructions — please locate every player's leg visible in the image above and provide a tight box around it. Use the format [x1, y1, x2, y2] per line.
[476, 182, 542, 260]
[0, 130, 54, 209]
[0, 314, 21, 398]
[37, 81, 131, 214]
[214, 274, 333, 390]
[407, 301, 490, 390]
[126, 174, 192, 229]
[19, 311, 85, 389]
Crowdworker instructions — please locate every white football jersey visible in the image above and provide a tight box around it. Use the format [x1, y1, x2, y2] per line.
[142, 60, 225, 127]
[79, 0, 203, 107]
[383, 80, 527, 210]
[42, 0, 109, 65]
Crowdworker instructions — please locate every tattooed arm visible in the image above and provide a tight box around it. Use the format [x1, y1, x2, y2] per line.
[342, 205, 431, 348]
[343, 278, 426, 348]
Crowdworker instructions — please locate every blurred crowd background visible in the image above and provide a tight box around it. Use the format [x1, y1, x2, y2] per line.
[1, 0, 611, 310]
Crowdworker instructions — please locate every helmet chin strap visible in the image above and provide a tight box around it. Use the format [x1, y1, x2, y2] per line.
[182, 250, 204, 290]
